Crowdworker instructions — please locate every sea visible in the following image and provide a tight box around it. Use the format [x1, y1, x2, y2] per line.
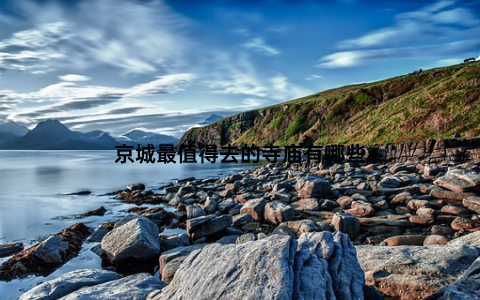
[0, 150, 263, 298]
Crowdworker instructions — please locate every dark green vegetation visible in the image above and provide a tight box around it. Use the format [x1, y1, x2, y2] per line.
[180, 62, 480, 147]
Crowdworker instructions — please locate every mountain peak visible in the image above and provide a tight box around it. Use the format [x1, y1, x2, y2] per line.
[0, 121, 29, 137]
[197, 114, 224, 126]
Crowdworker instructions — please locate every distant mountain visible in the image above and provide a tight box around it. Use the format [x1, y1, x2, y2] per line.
[197, 114, 224, 126]
[122, 130, 178, 146]
[0, 121, 29, 137]
[0, 132, 19, 145]
[0, 119, 178, 150]
[1, 120, 108, 150]
[81, 130, 121, 148]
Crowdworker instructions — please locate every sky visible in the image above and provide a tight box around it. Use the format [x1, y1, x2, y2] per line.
[0, 0, 479, 137]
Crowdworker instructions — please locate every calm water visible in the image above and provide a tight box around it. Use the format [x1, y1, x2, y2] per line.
[0, 150, 262, 298]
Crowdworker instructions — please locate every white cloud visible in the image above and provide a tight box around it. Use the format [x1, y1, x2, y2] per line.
[207, 57, 310, 102]
[318, 40, 480, 68]
[0, 0, 190, 74]
[338, 0, 480, 49]
[305, 74, 324, 81]
[243, 38, 280, 56]
[59, 74, 91, 82]
[5, 73, 196, 124]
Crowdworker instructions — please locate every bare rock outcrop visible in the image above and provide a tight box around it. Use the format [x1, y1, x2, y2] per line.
[357, 244, 479, 299]
[149, 232, 364, 300]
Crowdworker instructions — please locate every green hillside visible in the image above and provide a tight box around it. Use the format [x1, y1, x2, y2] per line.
[180, 61, 480, 147]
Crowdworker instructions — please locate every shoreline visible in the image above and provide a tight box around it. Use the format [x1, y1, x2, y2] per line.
[1, 157, 480, 299]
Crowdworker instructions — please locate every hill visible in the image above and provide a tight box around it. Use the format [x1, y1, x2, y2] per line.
[0, 121, 29, 137]
[179, 61, 480, 147]
[1, 120, 111, 150]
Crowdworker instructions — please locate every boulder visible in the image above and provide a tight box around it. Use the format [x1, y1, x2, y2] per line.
[441, 205, 470, 216]
[383, 235, 426, 246]
[18, 269, 121, 300]
[161, 257, 184, 284]
[87, 223, 114, 243]
[159, 245, 206, 276]
[159, 234, 190, 252]
[295, 177, 332, 199]
[239, 198, 268, 221]
[448, 231, 480, 248]
[331, 212, 360, 237]
[186, 204, 206, 219]
[294, 232, 365, 299]
[186, 215, 232, 242]
[202, 197, 218, 214]
[409, 215, 435, 225]
[279, 220, 320, 237]
[423, 235, 448, 246]
[430, 187, 475, 201]
[150, 232, 364, 300]
[336, 196, 353, 208]
[345, 201, 375, 217]
[232, 213, 254, 227]
[0, 243, 23, 258]
[82, 206, 107, 217]
[426, 257, 480, 299]
[434, 169, 480, 193]
[101, 217, 160, 270]
[0, 223, 91, 281]
[236, 233, 256, 244]
[60, 273, 165, 300]
[264, 200, 296, 225]
[127, 183, 145, 191]
[291, 198, 320, 211]
[451, 217, 475, 232]
[463, 196, 480, 214]
[357, 244, 479, 299]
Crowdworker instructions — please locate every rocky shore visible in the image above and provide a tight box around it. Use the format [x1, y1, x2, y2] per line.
[2, 157, 480, 299]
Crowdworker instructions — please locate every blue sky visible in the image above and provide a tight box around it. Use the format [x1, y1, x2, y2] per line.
[0, 0, 479, 137]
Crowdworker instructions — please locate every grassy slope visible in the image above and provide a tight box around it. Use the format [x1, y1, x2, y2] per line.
[185, 62, 480, 146]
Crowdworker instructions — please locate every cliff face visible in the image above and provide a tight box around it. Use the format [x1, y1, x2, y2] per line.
[179, 110, 261, 148]
[180, 62, 480, 147]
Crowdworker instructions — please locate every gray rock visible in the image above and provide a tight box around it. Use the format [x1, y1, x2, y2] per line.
[295, 177, 333, 199]
[239, 198, 268, 221]
[114, 215, 139, 228]
[331, 212, 360, 237]
[0, 242, 23, 257]
[463, 196, 480, 214]
[186, 215, 232, 241]
[87, 224, 112, 243]
[215, 235, 240, 244]
[31, 236, 70, 265]
[202, 197, 217, 214]
[126, 183, 145, 191]
[159, 244, 206, 275]
[155, 234, 296, 299]
[280, 220, 320, 237]
[186, 204, 206, 219]
[150, 232, 364, 300]
[264, 200, 296, 225]
[357, 244, 479, 299]
[232, 213, 254, 227]
[19, 269, 121, 300]
[426, 257, 480, 299]
[294, 231, 364, 299]
[236, 233, 256, 244]
[448, 231, 480, 248]
[101, 217, 160, 267]
[60, 273, 165, 300]
[159, 233, 190, 251]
